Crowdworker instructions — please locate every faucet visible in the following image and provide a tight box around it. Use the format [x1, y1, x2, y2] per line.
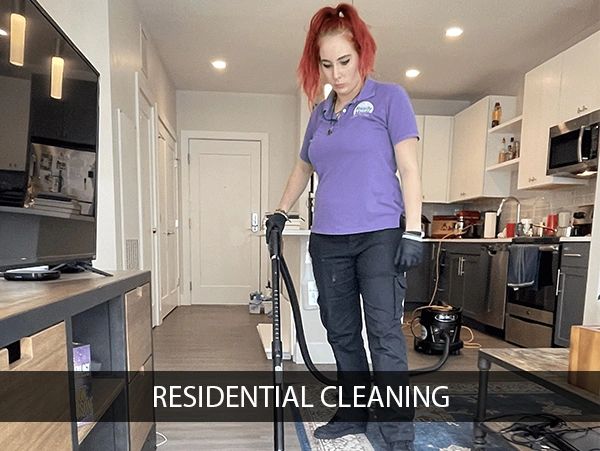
[497, 196, 521, 224]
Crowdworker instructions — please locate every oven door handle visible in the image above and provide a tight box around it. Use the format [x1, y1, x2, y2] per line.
[539, 245, 559, 252]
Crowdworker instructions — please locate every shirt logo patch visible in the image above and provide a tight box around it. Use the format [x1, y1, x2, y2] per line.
[353, 101, 374, 116]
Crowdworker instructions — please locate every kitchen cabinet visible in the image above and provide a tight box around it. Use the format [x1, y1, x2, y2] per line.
[449, 96, 516, 202]
[411, 115, 453, 203]
[518, 55, 587, 189]
[442, 244, 487, 318]
[405, 242, 434, 304]
[436, 242, 508, 330]
[554, 243, 590, 347]
[416, 115, 453, 203]
[558, 31, 600, 122]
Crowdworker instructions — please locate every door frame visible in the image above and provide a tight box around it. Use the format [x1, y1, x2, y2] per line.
[157, 118, 181, 318]
[135, 72, 179, 326]
[180, 130, 270, 306]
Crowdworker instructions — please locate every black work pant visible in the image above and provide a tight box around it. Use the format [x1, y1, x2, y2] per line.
[309, 228, 414, 443]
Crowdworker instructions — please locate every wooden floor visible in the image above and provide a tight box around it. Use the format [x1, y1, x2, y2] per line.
[153, 305, 512, 450]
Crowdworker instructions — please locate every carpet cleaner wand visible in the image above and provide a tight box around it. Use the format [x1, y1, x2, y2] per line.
[267, 226, 459, 450]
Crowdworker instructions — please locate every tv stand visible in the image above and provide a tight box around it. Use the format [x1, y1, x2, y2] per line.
[52, 262, 113, 277]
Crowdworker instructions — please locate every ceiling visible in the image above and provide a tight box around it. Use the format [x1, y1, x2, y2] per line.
[136, 0, 600, 101]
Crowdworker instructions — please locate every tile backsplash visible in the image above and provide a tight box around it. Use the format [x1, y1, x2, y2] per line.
[423, 174, 597, 233]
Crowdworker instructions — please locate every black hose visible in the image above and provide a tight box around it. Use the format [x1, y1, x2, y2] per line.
[280, 254, 337, 386]
[278, 250, 451, 383]
[409, 331, 451, 376]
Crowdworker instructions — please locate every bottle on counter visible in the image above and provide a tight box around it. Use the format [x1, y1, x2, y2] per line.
[491, 102, 502, 127]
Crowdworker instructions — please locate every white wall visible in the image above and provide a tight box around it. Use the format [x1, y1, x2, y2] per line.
[37, 0, 118, 269]
[107, 0, 177, 269]
[107, 0, 176, 128]
[37, 0, 177, 271]
[177, 91, 298, 208]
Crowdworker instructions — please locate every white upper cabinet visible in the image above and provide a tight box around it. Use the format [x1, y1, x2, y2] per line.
[558, 31, 600, 122]
[449, 96, 515, 202]
[518, 41, 591, 190]
[420, 116, 453, 203]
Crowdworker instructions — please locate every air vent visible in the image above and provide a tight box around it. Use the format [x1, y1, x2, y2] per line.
[125, 239, 139, 269]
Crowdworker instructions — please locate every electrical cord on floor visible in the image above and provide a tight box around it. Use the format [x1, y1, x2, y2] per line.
[479, 413, 600, 450]
[156, 431, 168, 447]
[461, 325, 481, 349]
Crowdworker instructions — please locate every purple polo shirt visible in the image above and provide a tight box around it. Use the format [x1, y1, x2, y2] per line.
[300, 78, 419, 235]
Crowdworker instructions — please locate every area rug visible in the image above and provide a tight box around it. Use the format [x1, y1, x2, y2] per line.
[292, 381, 585, 451]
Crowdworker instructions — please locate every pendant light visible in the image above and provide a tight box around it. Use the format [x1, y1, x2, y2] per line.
[50, 39, 64, 99]
[9, 1, 26, 67]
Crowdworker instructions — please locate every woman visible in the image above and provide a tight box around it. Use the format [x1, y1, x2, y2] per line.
[267, 4, 422, 450]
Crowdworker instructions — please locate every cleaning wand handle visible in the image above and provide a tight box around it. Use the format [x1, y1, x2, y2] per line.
[269, 228, 285, 451]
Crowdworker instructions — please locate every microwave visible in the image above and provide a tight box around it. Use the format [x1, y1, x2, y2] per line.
[547, 109, 599, 177]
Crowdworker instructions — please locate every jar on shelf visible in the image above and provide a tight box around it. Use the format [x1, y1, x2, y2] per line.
[491, 102, 502, 127]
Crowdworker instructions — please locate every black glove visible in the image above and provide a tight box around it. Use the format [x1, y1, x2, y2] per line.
[265, 212, 287, 244]
[394, 231, 424, 271]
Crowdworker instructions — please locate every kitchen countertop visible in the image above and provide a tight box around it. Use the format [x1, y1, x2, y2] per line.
[558, 236, 592, 242]
[264, 230, 593, 242]
[423, 237, 512, 243]
[425, 236, 592, 243]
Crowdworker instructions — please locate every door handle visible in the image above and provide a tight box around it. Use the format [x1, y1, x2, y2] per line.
[251, 212, 259, 233]
[577, 125, 585, 163]
[555, 268, 565, 297]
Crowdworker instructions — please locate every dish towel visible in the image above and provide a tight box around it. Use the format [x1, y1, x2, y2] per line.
[507, 244, 540, 289]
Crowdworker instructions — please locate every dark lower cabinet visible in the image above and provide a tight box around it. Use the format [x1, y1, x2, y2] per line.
[554, 243, 590, 347]
[435, 242, 507, 331]
[405, 242, 434, 304]
[444, 244, 487, 316]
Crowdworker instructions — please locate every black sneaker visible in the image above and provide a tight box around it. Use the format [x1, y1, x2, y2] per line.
[389, 440, 415, 451]
[313, 419, 367, 439]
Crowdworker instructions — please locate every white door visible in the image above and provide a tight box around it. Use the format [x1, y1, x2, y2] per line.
[189, 139, 261, 304]
[157, 124, 180, 318]
[136, 82, 162, 325]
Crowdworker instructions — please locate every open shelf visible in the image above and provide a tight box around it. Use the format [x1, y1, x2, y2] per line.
[486, 157, 520, 172]
[77, 377, 126, 444]
[488, 114, 523, 135]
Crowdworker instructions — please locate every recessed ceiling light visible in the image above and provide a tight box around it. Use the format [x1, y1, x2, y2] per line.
[0, 28, 7, 37]
[445, 27, 463, 38]
[211, 60, 227, 70]
[405, 69, 420, 78]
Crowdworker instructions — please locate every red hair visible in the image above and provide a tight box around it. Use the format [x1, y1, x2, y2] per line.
[297, 3, 377, 104]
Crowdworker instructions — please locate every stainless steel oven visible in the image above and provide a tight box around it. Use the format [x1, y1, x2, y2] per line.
[505, 240, 560, 348]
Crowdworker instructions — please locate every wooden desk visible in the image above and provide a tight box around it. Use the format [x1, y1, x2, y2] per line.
[473, 347, 600, 448]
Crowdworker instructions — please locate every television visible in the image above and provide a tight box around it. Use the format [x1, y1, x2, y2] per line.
[0, 0, 100, 271]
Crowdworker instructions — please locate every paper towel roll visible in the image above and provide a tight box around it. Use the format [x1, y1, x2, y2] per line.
[484, 212, 497, 238]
